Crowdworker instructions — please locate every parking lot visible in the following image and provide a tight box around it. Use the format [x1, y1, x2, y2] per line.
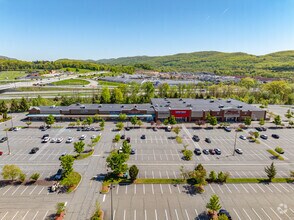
[101, 183, 294, 220]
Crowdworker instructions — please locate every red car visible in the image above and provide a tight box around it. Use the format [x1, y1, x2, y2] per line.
[0, 151, 3, 156]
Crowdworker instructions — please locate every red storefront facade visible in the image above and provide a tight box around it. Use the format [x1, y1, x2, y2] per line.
[170, 109, 192, 122]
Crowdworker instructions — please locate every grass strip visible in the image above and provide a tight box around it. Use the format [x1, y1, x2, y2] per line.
[267, 149, 284, 160]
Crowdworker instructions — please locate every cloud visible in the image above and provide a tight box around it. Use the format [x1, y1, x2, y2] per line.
[222, 8, 229, 15]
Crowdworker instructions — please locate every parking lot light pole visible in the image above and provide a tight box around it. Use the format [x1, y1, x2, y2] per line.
[5, 124, 11, 155]
[110, 183, 114, 220]
[233, 128, 237, 156]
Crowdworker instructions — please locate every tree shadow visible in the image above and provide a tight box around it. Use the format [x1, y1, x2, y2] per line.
[182, 184, 197, 196]
[194, 211, 210, 220]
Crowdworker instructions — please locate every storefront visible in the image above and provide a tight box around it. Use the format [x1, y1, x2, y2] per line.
[170, 109, 192, 122]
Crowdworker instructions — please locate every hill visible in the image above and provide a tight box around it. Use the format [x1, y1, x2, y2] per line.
[96, 51, 294, 78]
[0, 55, 15, 60]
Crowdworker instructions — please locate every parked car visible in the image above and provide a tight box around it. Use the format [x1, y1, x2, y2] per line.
[192, 135, 200, 142]
[239, 135, 246, 140]
[66, 137, 73, 143]
[126, 137, 131, 143]
[42, 137, 50, 143]
[272, 134, 280, 139]
[50, 138, 57, 143]
[235, 148, 243, 154]
[260, 134, 268, 140]
[203, 149, 209, 155]
[218, 209, 232, 220]
[41, 134, 49, 139]
[55, 169, 63, 180]
[56, 138, 63, 143]
[205, 138, 211, 143]
[131, 149, 136, 155]
[256, 127, 262, 131]
[120, 135, 125, 139]
[125, 127, 130, 131]
[0, 137, 8, 143]
[261, 127, 267, 131]
[77, 127, 81, 131]
[153, 127, 158, 131]
[194, 148, 201, 155]
[166, 126, 172, 132]
[141, 134, 146, 139]
[224, 127, 231, 132]
[118, 147, 123, 154]
[209, 149, 215, 155]
[91, 135, 96, 139]
[214, 148, 221, 155]
[0, 151, 3, 156]
[30, 147, 39, 154]
[79, 135, 86, 140]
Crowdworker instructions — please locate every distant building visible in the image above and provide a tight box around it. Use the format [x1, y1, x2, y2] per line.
[28, 98, 266, 122]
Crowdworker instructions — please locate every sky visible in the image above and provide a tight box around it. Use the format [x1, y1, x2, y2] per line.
[0, 0, 294, 61]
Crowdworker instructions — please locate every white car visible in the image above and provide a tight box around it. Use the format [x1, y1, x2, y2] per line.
[57, 138, 63, 143]
[235, 148, 243, 154]
[50, 138, 57, 143]
[13, 127, 21, 131]
[91, 135, 96, 139]
[239, 135, 246, 140]
[43, 137, 50, 143]
[79, 135, 86, 140]
[66, 137, 73, 143]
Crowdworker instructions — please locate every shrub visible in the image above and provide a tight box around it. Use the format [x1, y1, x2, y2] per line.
[91, 201, 102, 220]
[275, 147, 284, 154]
[209, 171, 217, 182]
[253, 131, 259, 138]
[129, 165, 139, 181]
[113, 134, 121, 142]
[56, 202, 66, 215]
[176, 136, 183, 144]
[218, 172, 230, 183]
[19, 173, 26, 183]
[30, 173, 40, 181]
[182, 150, 193, 161]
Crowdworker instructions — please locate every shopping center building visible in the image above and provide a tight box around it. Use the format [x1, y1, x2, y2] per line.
[28, 98, 266, 122]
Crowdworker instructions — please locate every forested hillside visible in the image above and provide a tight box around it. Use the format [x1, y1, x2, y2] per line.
[97, 51, 294, 79]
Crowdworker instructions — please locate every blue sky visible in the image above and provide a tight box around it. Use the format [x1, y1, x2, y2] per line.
[0, 0, 294, 60]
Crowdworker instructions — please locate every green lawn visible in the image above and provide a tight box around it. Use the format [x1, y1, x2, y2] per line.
[0, 71, 27, 80]
[98, 80, 126, 86]
[60, 68, 92, 73]
[51, 79, 90, 86]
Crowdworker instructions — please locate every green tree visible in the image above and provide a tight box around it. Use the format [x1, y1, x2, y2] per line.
[60, 155, 75, 178]
[118, 113, 127, 121]
[183, 150, 193, 161]
[122, 140, 131, 154]
[244, 117, 252, 126]
[172, 126, 181, 137]
[19, 173, 26, 183]
[130, 116, 138, 127]
[0, 100, 8, 113]
[74, 141, 85, 156]
[111, 88, 124, 103]
[259, 118, 265, 126]
[290, 171, 294, 179]
[169, 115, 177, 125]
[100, 87, 111, 103]
[10, 99, 19, 112]
[209, 116, 218, 126]
[26, 121, 32, 127]
[45, 114, 55, 126]
[137, 120, 143, 127]
[163, 119, 169, 125]
[209, 171, 217, 182]
[218, 214, 229, 220]
[30, 173, 40, 181]
[19, 97, 29, 111]
[86, 117, 93, 126]
[239, 77, 256, 89]
[61, 172, 80, 188]
[99, 119, 105, 130]
[217, 171, 230, 183]
[273, 115, 282, 126]
[106, 151, 129, 176]
[116, 122, 124, 131]
[206, 194, 222, 214]
[129, 165, 139, 181]
[285, 109, 293, 119]
[265, 162, 277, 181]
[141, 82, 155, 102]
[1, 165, 22, 181]
[76, 119, 81, 126]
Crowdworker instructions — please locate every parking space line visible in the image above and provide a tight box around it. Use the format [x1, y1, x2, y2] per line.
[232, 184, 240, 192]
[168, 184, 172, 194]
[261, 208, 271, 220]
[116, 185, 119, 194]
[243, 209, 252, 220]
[159, 171, 162, 178]
[165, 209, 169, 220]
[11, 211, 19, 220]
[289, 208, 294, 214]
[153, 149, 156, 160]
[21, 186, 29, 195]
[152, 171, 154, 179]
[287, 183, 294, 191]
[271, 184, 281, 193]
[173, 171, 177, 178]
[240, 184, 249, 193]
[255, 184, 265, 193]
[217, 185, 224, 193]
[29, 185, 38, 195]
[194, 209, 199, 220]
[0, 212, 8, 220]
[11, 185, 21, 195]
[2, 186, 12, 195]
[209, 184, 215, 193]
[166, 171, 170, 179]
[151, 184, 154, 194]
[264, 184, 273, 192]
[174, 209, 179, 220]
[225, 184, 232, 193]
[22, 210, 30, 220]
[125, 185, 128, 194]
[134, 184, 136, 194]
[144, 171, 147, 178]
[123, 209, 126, 220]
[177, 185, 181, 193]
[145, 209, 147, 220]
[233, 208, 241, 220]
[160, 184, 163, 194]
[278, 183, 289, 192]
[113, 210, 116, 220]
[270, 207, 282, 220]
[134, 209, 136, 220]
[143, 184, 145, 194]
[185, 209, 190, 220]
[247, 184, 257, 193]
[252, 208, 262, 220]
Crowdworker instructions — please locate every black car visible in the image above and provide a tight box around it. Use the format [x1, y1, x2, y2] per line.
[192, 135, 200, 142]
[55, 169, 63, 180]
[214, 148, 221, 155]
[209, 149, 215, 155]
[126, 137, 131, 143]
[30, 147, 39, 154]
[261, 127, 267, 131]
[42, 134, 49, 139]
[121, 135, 125, 139]
[125, 127, 130, 131]
[203, 149, 209, 155]
[218, 209, 232, 220]
[130, 149, 135, 155]
[256, 127, 262, 131]
[224, 127, 231, 132]
[141, 134, 146, 139]
[272, 134, 280, 139]
[194, 148, 201, 155]
[0, 137, 8, 143]
[205, 138, 211, 143]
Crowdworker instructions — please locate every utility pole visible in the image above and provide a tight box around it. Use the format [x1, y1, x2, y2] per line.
[110, 183, 114, 220]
